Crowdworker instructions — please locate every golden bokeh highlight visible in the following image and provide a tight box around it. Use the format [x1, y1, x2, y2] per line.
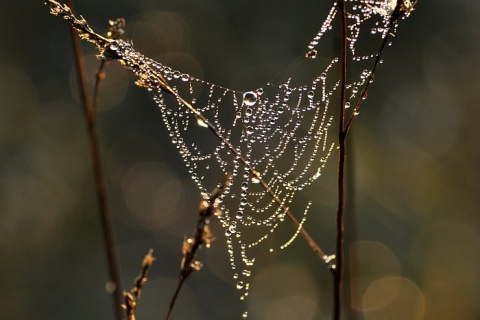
[122, 161, 184, 231]
[350, 240, 401, 311]
[248, 262, 321, 319]
[363, 277, 424, 320]
[69, 54, 129, 111]
[412, 222, 480, 319]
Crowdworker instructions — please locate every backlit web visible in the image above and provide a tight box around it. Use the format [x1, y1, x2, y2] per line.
[48, 0, 414, 314]
[145, 0, 410, 306]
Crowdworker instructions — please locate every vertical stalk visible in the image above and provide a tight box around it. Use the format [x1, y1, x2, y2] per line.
[334, 0, 348, 319]
[65, 1, 124, 319]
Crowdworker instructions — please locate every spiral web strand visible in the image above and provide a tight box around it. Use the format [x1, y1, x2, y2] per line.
[47, 0, 415, 316]
[148, 0, 413, 306]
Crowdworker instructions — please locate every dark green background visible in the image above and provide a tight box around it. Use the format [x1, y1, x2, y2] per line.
[1, 1, 479, 319]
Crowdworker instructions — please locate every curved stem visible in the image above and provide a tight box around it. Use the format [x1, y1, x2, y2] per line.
[65, 1, 124, 319]
[165, 280, 184, 320]
[344, 22, 395, 133]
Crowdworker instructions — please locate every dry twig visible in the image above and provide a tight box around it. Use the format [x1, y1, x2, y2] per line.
[93, 18, 126, 110]
[166, 175, 231, 320]
[63, 0, 123, 318]
[334, 1, 418, 319]
[123, 250, 156, 320]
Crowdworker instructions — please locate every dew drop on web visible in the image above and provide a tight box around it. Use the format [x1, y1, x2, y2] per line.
[196, 118, 208, 128]
[305, 49, 317, 59]
[236, 281, 244, 290]
[242, 91, 257, 106]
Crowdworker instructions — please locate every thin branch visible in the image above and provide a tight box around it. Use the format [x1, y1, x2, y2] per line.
[334, 0, 348, 319]
[166, 175, 230, 320]
[93, 59, 107, 110]
[344, 23, 394, 133]
[124, 250, 155, 320]
[93, 18, 126, 110]
[344, 0, 418, 133]
[63, 1, 124, 319]
[333, 3, 417, 318]
[46, 0, 332, 269]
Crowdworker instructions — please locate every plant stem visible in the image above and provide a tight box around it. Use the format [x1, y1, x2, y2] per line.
[335, 0, 348, 319]
[65, 1, 124, 319]
[166, 280, 184, 320]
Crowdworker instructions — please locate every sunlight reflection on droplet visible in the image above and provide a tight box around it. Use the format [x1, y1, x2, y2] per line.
[243, 91, 258, 106]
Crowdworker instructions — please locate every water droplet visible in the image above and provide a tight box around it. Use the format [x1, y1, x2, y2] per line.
[307, 91, 314, 98]
[243, 91, 257, 106]
[241, 182, 249, 190]
[173, 71, 181, 78]
[242, 311, 248, 318]
[236, 281, 244, 289]
[320, 72, 327, 80]
[109, 41, 119, 51]
[181, 73, 190, 81]
[197, 118, 208, 128]
[236, 212, 243, 219]
[251, 171, 261, 183]
[344, 102, 351, 109]
[242, 269, 251, 277]
[245, 108, 253, 117]
[246, 126, 254, 135]
[305, 49, 317, 59]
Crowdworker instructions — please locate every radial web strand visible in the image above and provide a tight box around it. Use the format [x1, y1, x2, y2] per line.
[146, 0, 414, 303]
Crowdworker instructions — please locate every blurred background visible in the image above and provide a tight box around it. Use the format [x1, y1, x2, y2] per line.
[1, 0, 479, 319]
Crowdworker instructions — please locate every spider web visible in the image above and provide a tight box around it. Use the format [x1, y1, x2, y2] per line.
[145, 0, 411, 305]
[47, 0, 414, 315]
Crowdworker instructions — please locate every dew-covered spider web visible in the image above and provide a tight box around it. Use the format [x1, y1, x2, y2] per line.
[145, 0, 413, 307]
[47, 0, 415, 316]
